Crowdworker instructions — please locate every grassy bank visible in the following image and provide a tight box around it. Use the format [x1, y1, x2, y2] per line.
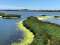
[11, 21, 34, 45]
[23, 16, 60, 45]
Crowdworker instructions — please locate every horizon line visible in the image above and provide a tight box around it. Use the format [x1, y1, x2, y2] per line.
[0, 9, 60, 10]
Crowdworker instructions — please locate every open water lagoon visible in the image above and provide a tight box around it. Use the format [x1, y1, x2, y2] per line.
[0, 11, 60, 45]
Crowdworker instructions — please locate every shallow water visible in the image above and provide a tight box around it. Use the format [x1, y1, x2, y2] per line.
[0, 11, 60, 45]
[48, 18, 60, 25]
[0, 19, 23, 45]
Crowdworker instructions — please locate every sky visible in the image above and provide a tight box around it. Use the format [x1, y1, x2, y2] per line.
[0, 0, 60, 10]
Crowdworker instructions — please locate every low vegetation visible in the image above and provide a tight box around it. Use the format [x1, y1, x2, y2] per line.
[0, 13, 20, 19]
[23, 16, 60, 45]
[11, 21, 34, 45]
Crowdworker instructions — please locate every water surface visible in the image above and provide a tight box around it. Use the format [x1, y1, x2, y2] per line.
[0, 19, 23, 45]
[0, 11, 60, 45]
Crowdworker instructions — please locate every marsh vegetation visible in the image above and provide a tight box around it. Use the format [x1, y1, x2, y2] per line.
[23, 16, 60, 45]
[0, 13, 20, 19]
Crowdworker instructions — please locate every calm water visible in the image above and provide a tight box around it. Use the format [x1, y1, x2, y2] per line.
[0, 11, 60, 45]
[0, 19, 23, 45]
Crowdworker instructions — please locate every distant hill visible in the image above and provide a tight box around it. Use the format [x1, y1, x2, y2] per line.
[0, 10, 19, 11]
[19, 9, 60, 12]
[0, 9, 60, 12]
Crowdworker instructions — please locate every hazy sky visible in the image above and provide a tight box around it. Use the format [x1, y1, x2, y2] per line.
[0, 0, 60, 10]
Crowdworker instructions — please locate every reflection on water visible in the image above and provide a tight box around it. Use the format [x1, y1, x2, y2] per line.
[0, 19, 23, 45]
